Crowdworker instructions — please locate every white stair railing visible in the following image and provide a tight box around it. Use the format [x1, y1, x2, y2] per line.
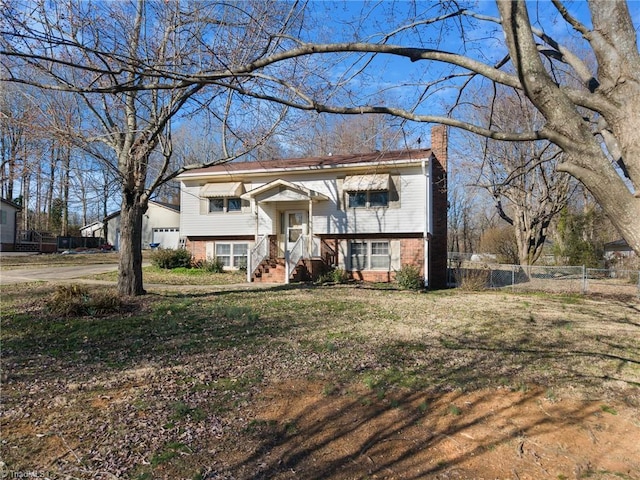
[248, 235, 269, 282]
[285, 234, 307, 284]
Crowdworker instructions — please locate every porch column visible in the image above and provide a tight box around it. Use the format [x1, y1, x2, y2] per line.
[308, 199, 313, 257]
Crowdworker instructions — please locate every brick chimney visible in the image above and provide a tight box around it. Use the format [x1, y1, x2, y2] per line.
[429, 125, 448, 289]
[430, 125, 448, 169]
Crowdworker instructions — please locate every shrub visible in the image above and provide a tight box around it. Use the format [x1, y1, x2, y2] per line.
[316, 267, 348, 284]
[194, 257, 225, 273]
[479, 226, 519, 264]
[47, 284, 122, 316]
[394, 264, 424, 290]
[455, 268, 489, 291]
[150, 248, 193, 269]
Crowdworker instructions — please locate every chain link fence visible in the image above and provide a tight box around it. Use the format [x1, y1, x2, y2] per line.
[448, 261, 640, 296]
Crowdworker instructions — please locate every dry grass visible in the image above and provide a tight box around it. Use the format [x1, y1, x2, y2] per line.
[90, 265, 247, 285]
[1, 284, 639, 479]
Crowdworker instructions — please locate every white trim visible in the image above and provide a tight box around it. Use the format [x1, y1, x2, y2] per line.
[348, 240, 391, 271]
[177, 157, 431, 180]
[241, 178, 329, 202]
[209, 241, 249, 269]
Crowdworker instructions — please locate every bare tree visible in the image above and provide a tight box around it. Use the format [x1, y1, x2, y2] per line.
[287, 113, 409, 157]
[1, 0, 303, 295]
[0, 85, 33, 203]
[465, 90, 574, 265]
[448, 174, 486, 255]
[3, 0, 639, 277]
[148, 0, 637, 256]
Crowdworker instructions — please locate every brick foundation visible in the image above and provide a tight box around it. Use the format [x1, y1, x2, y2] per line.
[185, 236, 254, 262]
[184, 237, 205, 261]
[401, 237, 425, 274]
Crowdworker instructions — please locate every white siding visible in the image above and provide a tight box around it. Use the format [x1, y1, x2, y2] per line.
[180, 180, 255, 236]
[105, 216, 121, 248]
[312, 168, 427, 235]
[257, 202, 276, 236]
[0, 202, 18, 246]
[179, 164, 430, 238]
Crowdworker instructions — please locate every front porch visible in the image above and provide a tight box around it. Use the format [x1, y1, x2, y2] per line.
[248, 234, 335, 284]
[14, 230, 57, 253]
[241, 179, 333, 284]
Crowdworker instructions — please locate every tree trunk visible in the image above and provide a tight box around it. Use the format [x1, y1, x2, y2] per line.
[102, 175, 109, 245]
[47, 147, 56, 231]
[117, 199, 146, 296]
[21, 167, 29, 231]
[60, 147, 70, 236]
[497, 0, 640, 256]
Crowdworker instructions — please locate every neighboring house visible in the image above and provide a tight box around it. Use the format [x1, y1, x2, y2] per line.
[604, 239, 634, 256]
[104, 201, 181, 250]
[604, 239, 637, 268]
[80, 221, 105, 239]
[0, 198, 21, 251]
[177, 126, 448, 287]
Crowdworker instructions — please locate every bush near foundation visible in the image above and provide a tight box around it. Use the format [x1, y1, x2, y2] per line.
[394, 264, 424, 291]
[150, 248, 193, 269]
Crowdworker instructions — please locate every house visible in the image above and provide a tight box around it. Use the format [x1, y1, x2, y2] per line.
[604, 238, 637, 268]
[604, 239, 634, 255]
[104, 200, 181, 250]
[0, 198, 21, 251]
[79, 221, 105, 239]
[177, 126, 448, 287]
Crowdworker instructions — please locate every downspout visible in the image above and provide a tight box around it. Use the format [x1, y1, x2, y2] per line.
[308, 198, 313, 259]
[248, 198, 259, 283]
[422, 158, 433, 288]
[13, 209, 19, 250]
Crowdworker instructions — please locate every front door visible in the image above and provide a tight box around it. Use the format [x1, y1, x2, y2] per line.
[285, 210, 306, 251]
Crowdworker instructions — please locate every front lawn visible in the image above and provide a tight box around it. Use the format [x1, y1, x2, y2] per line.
[1, 284, 638, 479]
[91, 265, 247, 285]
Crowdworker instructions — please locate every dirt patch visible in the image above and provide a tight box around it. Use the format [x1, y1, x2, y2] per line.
[236, 380, 640, 479]
[2, 378, 638, 479]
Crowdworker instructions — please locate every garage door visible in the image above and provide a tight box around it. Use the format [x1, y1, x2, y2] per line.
[152, 228, 180, 249]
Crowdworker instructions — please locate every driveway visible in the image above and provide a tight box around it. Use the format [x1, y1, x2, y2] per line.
[0, 264, 120, 285]
[0, 261, 276, 292]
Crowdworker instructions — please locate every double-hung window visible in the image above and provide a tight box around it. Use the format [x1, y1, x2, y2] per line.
[344, 174, 390, 208]
[347, 190, 389, 208]
[349, 240, 390, 270]
[209, 197, 242, 213]
[201, 182, 244, 214]
[370, 241, 390, 269]
[215, 242, 248, 269]
[350, 242, 368, 270]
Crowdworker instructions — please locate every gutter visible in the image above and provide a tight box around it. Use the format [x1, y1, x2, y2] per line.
[177, 157, 432, 181]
